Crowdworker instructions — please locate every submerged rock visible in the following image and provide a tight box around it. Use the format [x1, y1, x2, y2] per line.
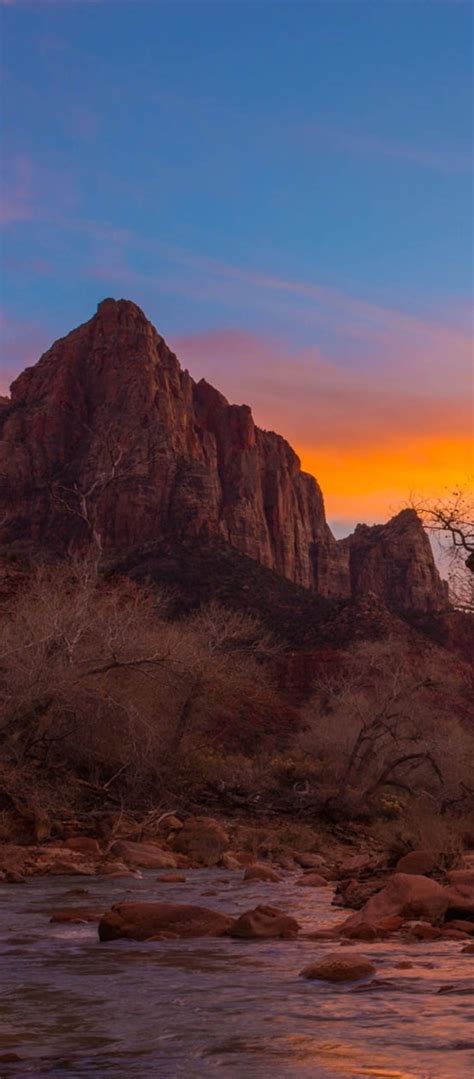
[301, 952, 376, 983]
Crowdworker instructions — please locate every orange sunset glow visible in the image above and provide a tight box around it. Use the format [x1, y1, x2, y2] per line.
[299, 435, 474, 523]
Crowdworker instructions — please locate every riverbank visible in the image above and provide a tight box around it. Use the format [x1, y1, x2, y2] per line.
[2, 811, 474, 943]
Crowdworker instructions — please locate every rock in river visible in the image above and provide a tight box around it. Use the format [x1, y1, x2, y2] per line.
[301, 952, 376, 983]
[98, 901, 234, 941]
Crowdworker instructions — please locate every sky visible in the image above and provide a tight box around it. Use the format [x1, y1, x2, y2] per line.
[1, 0, 473, 535]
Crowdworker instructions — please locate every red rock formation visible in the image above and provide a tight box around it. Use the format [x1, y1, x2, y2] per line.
[0, 299, 345, 596]
[0, 298, 447, 612]
[341, 509, 449, 613]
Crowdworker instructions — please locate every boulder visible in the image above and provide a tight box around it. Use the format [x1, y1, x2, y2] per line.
[333, 853, 387, 880]
[99, 860, 139, 878]
[441, 927, 470, 940]
[334, 876, 386, 911]
[341, 874, 450, 935]
[243, 863, 282, 883]
[295, 872, 328, 888]
[34, 847, 96, 875]
[447, 869, 474, 886]
[395, 850, 436, 876]
[445, 918, 474, 935]
[294, 853, 326, 870]
[228, 905, 300, 940]
[220, 853, 241, 871]
[277, 855, 296, 871]
[444, 871, 474, 914]
[3, 869, 26, 884]
[402, 921, 442, 941]
[171, 817, 229, 866]
[341, 916, 404, 941]
[301, 952, 376, 983]
[98, 902, 234, 941]
[64, 837, 102, 858]
[111, 841, 177, 870]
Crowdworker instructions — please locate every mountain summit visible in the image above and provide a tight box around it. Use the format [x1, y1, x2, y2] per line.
[0, 298, 447, 613]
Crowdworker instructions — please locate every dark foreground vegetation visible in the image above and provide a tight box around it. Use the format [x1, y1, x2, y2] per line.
[1, 550, 473, 870]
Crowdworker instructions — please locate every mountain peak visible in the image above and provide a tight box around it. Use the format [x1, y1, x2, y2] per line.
[0, 299, 448, 614]
[95, 297, 149, 321]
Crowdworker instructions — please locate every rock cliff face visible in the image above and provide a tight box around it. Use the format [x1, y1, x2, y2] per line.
[0, 298, 447, 612]
[341, 510, 449, 613]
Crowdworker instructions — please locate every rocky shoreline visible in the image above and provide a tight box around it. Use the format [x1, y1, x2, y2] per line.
[2, 813, 474, 976]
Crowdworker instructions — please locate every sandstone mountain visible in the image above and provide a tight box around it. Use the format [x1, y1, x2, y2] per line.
[0, 298, 447, 614]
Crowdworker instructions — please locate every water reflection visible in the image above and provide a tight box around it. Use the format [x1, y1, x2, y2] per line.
[0, 869, 473, 1077]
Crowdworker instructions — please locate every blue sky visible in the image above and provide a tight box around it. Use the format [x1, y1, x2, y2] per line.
[1, 0, 473, 529]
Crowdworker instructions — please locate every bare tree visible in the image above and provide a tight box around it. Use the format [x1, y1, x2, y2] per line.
[48, 420, 163, 561]
[297, 639, 474, 820]
[0, 562, 286, 814]
[411, 485, 474, 610]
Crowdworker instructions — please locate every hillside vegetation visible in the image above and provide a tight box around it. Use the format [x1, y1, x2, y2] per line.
[1, 555, 472, 863]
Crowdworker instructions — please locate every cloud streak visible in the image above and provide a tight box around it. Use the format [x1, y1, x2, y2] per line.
[4, 203, 471, 400]
[58, 215, 470, 375]
[301, 122, 473, 175]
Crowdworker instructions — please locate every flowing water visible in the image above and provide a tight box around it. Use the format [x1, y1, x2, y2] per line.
[0, 869, 473, 1078]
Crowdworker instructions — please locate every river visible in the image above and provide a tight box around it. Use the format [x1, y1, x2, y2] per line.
[1, 869, 473, 1077]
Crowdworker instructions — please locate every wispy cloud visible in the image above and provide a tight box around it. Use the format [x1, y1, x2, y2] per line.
[63, 216, 469, 366]
[301, 122, 473, 175]
[1, 153, 79, 227]
[0, 153, 35, 225]
[4, 205, 471, 400]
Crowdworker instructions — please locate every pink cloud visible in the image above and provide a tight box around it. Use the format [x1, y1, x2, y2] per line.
[3, 255, 55, 276]
[78, 234, 471, 406]
[4, 203, 470, 412]
[171, 327, 472, 451]
[0, 309, 53, 393]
